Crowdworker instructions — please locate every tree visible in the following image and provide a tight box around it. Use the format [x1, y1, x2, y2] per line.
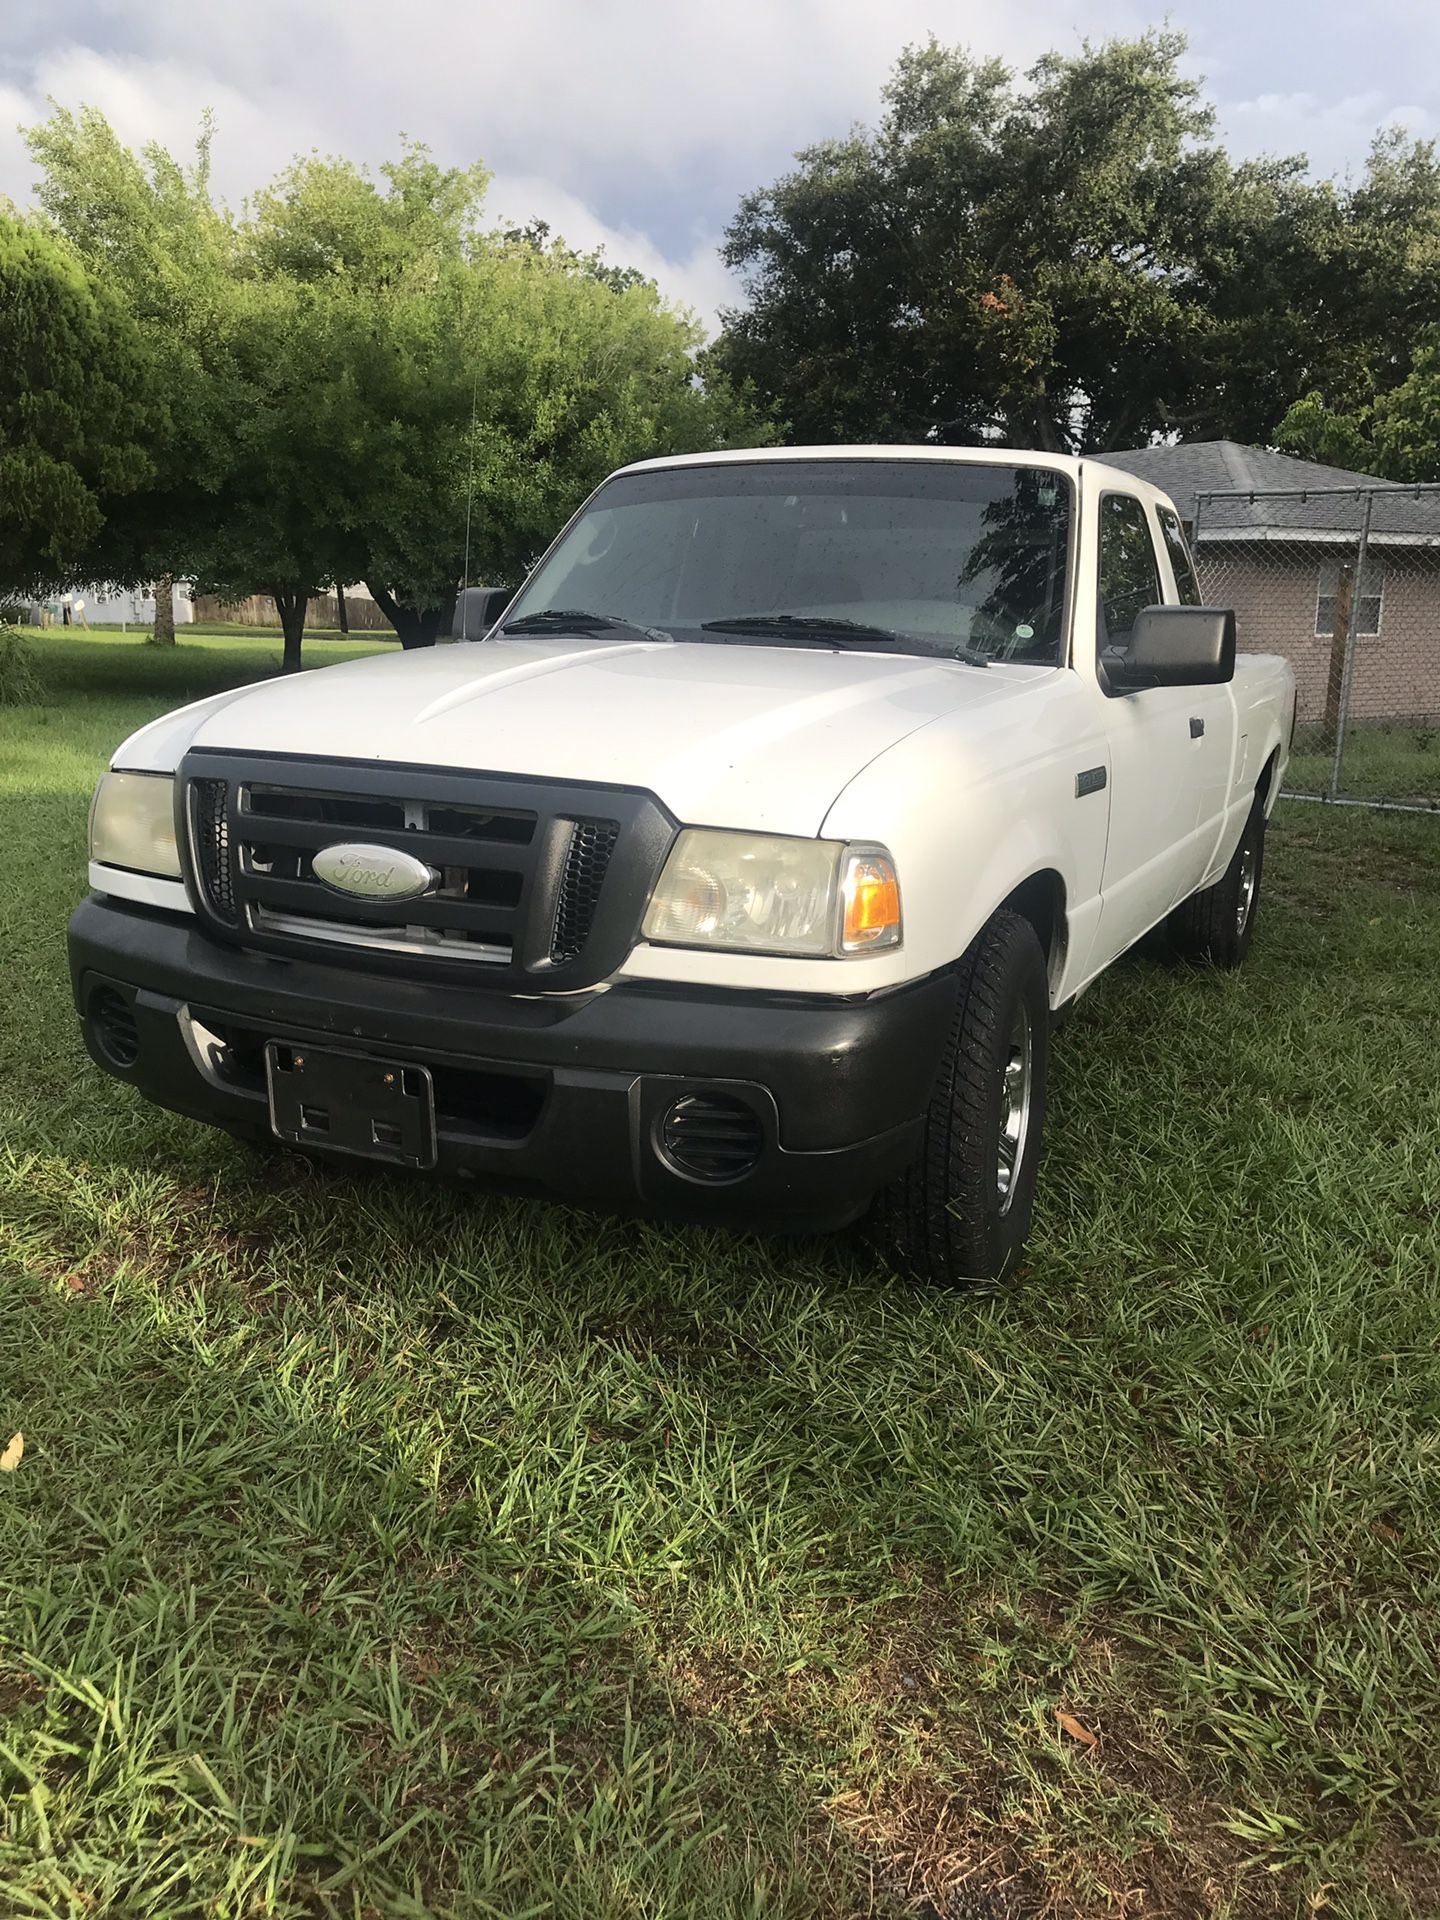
[185, 275, 369, 670]
[239, 146, 490, 647]
[241, 149, 776, 645]
[1275, 330, 1440, 482]
[0, 214, 153, 595]
[710, 32, 1440, 454]
[459, 242, 777, 589]
[25, 113, 776, 662]
[24, 106, 236, 640]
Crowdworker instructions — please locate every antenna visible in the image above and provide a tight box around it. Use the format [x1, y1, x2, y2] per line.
[459, 369, 479, 639]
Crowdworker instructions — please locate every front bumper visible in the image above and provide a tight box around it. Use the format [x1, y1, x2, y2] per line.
[68, 897, 956, 1231]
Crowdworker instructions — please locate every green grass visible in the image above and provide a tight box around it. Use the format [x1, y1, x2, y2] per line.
[4, 633, 1440, 1917]
[1287, 726, 1440, 805]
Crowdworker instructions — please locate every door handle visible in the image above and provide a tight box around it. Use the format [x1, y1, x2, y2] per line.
[1189, 717, 1205, 739]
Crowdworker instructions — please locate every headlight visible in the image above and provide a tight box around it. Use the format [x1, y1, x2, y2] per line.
[89, 772, 182, 878]
[642, 829, 901, 957]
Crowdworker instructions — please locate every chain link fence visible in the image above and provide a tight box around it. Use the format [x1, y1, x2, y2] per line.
[1192, 483, 1440, 811]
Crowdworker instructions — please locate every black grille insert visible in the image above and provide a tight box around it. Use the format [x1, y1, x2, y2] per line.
[551, 819, 620, 963]
[660, 1094, 764, 1183]
[190, 778, 236, 923]
[180, 753, 676, 991]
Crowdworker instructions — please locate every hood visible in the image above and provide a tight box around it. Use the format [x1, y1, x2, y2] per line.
[127, 636, 1048, 835]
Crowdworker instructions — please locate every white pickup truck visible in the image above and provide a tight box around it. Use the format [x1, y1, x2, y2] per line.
[70, 448, 1295, 1284]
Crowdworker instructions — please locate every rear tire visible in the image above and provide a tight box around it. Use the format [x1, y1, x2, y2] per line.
[1167, 795, 1266, 969]
[869, 910, 1050, 1286]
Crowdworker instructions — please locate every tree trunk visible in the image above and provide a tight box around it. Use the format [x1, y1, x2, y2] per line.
[336, 583, 349, 635]
[1030, 402, 1065, 454]
[152, 575, 176, 646]
[272, 590, 309, 673]
[367, 581, 448, 650]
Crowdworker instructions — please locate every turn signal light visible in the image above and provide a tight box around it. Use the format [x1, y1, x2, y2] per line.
[841, 852, 902, 951]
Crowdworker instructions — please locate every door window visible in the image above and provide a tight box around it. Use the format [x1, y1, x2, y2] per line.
[1157, 507, 1202, 605]
[1097, 494, 1164, 664]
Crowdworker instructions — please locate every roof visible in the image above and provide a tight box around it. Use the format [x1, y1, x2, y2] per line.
[618, 444, 1085, 480]
[1101, 440, 1440, 544]
[616, 444, 1173, 510]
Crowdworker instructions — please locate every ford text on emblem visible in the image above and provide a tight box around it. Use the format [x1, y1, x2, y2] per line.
[312, 843, 438, 902]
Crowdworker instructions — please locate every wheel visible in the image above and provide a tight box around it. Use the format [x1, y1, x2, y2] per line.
[1167, 793, 1266, 969]
[869, 909, 1050, 1286]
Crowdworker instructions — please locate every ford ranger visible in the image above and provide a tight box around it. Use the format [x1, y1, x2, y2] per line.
[68, 448, 1295, 1284]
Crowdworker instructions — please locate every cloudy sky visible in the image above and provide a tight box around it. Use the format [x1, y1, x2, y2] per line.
[2, 0, 1436, 331]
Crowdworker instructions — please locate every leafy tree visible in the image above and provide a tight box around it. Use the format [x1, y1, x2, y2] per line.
[1275, 329, 1440, 482]
[0, 214, 153, 595]
[711, 32, 1440, 454]
[25, 114, 774, 663]
[24, 106, 235, 641]
[185, 276, 370, 670]
[242, 151, 776, 645]
[459, 241, 777, 588]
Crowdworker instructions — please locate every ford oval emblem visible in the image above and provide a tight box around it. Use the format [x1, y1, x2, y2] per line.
[312, 842, 438, 902]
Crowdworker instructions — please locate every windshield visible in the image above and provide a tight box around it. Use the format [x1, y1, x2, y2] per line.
[501, 459, 1073, 664]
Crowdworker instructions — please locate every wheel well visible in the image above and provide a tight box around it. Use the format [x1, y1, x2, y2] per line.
[1257, 746, 1281, 810]
[999, 870, 1067, 987]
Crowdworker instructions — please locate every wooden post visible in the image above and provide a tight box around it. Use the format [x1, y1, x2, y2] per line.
[1322, 562, 1354, 747]
[1326, 490, 1375, 800]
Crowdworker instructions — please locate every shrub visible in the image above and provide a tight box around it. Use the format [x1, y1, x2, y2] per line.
[0, 626, 43, 705]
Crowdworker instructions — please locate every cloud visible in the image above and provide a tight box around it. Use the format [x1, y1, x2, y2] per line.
[1219, 87, 1435, 178]
[483, 172, 739, 327]
[1, 0, 1152, 331]
[3, 0, 1438, 330]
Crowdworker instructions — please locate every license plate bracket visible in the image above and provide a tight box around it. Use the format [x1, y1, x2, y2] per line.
[265, 1042, 437, 1169]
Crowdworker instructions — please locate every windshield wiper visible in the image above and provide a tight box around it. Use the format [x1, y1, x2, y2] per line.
[699, 613, 903, 646]
[500, 608, 672, 644]
[699, 612, 989, 666]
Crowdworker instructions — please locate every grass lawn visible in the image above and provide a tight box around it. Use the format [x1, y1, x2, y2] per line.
[1286, 726, 1440, 806]
[3, 632, 1440, 1918]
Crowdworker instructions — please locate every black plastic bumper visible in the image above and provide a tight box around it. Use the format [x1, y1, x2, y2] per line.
[68, 897, 956, 1231]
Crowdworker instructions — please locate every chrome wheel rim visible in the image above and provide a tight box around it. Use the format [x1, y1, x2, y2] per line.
[997, 1007, 1033, 1215]
[1236, 840, 1257, 935]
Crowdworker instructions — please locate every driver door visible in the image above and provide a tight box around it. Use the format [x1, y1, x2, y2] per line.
[1089, 490, 1233, 969]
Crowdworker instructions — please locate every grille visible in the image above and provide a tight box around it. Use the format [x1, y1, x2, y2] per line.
[191, 778, 236, 923]
[660, 1094, 764, 1183]
[181, 753, 674, 990]
[551, 819, 620, 963]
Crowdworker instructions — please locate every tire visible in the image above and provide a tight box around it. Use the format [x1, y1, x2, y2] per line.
[869, 909, 1050, 1286]
[1167, 793, 1266, 969]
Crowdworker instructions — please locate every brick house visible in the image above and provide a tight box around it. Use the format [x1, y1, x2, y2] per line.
[1102, 441, 1440, 727]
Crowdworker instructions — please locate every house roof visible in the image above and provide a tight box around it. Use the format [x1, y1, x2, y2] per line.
[1101, 440, 1440, 544]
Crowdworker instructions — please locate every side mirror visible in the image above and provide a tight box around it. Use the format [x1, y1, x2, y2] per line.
[1106, 605, 1236, 691]
[451, 585, 515, 640]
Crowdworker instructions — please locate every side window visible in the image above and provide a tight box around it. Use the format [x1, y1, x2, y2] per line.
[1097, 494, 1163, 654]
[1157, 507, 1202, 605]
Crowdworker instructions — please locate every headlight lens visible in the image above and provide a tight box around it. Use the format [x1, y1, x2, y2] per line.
[642, 829, 901, 957]
[89, 772, 182, 878]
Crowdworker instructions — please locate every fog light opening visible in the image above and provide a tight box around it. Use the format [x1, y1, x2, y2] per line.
[659, 1093, 764, 1184]
[89, 985, 140, 1069]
